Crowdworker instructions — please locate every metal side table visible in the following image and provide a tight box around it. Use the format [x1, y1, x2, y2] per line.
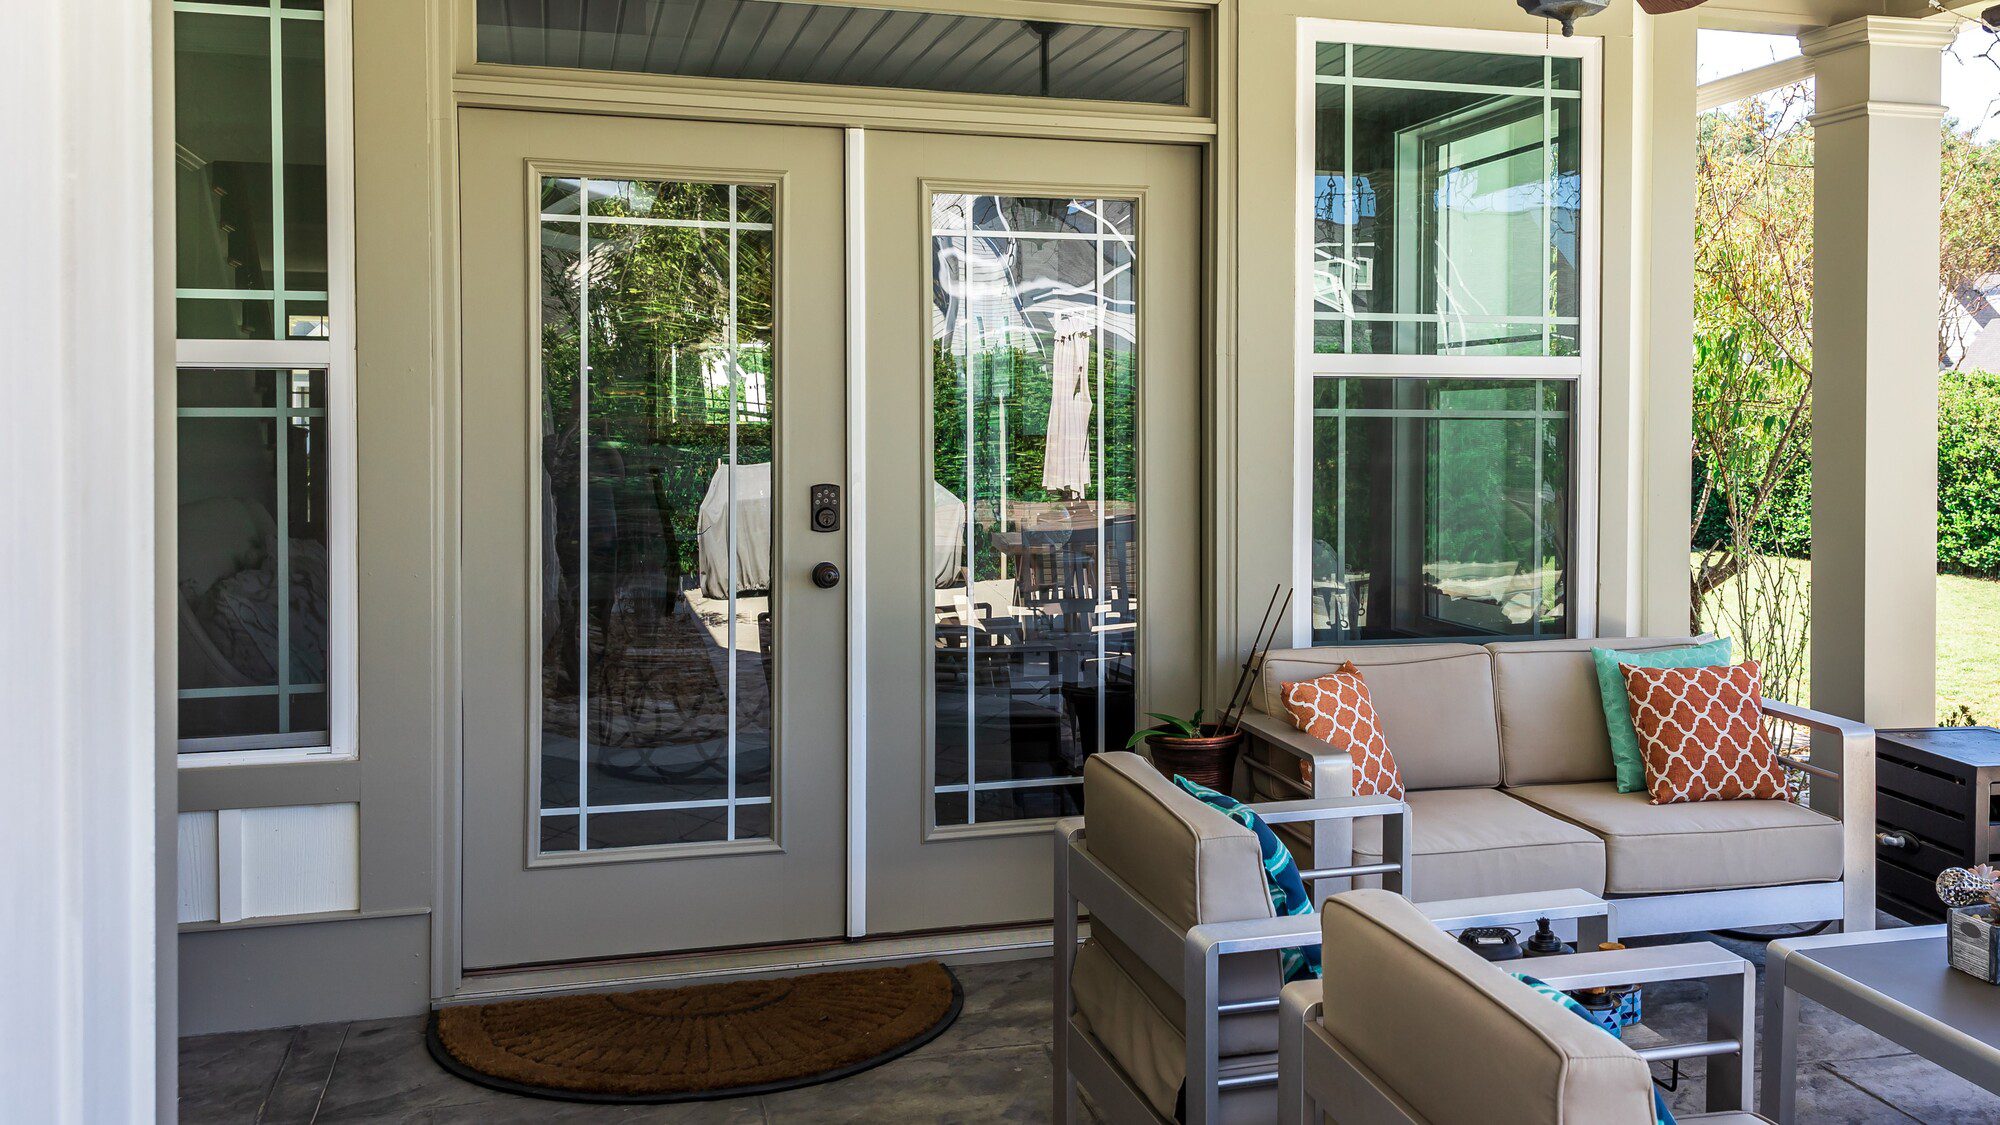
[1764, 925, 2000, 1122]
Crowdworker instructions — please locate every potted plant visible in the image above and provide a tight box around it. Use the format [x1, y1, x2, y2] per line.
[1127, 584, 1297, 796]
[1127, 710, 1244, 792]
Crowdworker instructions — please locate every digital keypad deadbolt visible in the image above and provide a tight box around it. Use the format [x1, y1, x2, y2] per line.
[810, 483, 841, 532]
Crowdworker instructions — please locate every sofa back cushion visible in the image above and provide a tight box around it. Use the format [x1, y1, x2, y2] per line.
[1488, 636, 1714, 787]
[1320, 889, 1656, 1125]
[1257, 645, 1500, 790]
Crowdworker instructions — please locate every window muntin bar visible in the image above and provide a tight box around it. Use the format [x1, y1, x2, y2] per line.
[536, 175, 778, 854]
[929, 193, 1138, 829]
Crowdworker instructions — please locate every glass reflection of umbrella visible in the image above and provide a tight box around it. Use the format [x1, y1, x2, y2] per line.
[1042, 313, 1094, 497]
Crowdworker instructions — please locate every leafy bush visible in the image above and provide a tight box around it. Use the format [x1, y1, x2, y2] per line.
[1939, 369, 2000, 576]
[1694, 369, 2000, 578]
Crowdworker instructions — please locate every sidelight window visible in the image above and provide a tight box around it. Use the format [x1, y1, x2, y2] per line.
[172, 0, 353, 758]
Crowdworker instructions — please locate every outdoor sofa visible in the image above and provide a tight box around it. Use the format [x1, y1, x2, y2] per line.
[1239, 636, 1877, 938]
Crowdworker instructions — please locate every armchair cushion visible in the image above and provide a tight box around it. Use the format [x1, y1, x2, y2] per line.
[1073, 755, 1284, 1116]
[1505, 782, 1842, 894]
[1352, 787, 1606, 900]
[1070, 939, 1278, 1125]
[1320, 890, 1659, 1125]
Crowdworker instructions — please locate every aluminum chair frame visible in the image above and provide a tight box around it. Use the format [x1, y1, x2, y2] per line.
[1054, 795, 1413, 1125]
[1242, 696, 1877, 935]
[1278, 941, 1761, 1124]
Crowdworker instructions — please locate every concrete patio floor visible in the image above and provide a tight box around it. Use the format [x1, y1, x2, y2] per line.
[179, 924, 2000, 1123]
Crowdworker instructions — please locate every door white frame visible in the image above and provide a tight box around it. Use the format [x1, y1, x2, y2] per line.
[844, 125, 871, 938]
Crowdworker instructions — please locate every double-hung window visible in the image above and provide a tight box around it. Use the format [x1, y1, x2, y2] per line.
[173, 0, 354, 758]
[1300, 22, 1598, 644]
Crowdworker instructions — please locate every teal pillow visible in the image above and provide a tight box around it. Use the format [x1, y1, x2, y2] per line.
[1592, 638, 1733, 793]
[1512, 973, 1676, 1125]
[1170, 776, 1321, 981]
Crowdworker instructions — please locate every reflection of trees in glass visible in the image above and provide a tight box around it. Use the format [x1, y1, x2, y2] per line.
[540, 183, 775, 765]
[931, 340, 1138, 581]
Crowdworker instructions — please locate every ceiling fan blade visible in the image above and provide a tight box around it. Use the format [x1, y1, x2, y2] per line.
[1637, 0, 1711, 13]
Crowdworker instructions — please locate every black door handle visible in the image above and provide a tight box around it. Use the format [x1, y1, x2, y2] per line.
[812, 562, 841, 589]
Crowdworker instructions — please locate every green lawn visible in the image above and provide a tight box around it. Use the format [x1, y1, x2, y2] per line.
[1693, 555, 2000, 725]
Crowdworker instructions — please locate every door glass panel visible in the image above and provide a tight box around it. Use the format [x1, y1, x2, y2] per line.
[538, 175, 776, 854]
[930, 194, 1138, 828]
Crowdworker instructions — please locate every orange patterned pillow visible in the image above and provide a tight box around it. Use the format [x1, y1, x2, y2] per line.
[1281, 663, 1403, 799]
[1620, 661, 1785, 805]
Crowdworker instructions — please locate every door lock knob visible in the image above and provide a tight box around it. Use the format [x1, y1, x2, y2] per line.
[812, 561, 841, 589]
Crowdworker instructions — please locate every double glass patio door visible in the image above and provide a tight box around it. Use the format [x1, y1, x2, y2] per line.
[458, 109, 1199, 969]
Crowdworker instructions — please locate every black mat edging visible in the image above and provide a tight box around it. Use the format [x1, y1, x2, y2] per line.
[423, 965, 965, 1105]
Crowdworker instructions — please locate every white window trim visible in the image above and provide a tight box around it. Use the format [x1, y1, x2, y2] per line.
[1291, 18, 1602, 645]
[176, 0, 357, 766]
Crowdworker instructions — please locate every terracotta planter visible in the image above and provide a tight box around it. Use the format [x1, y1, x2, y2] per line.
[1143, 725, 1245, 793]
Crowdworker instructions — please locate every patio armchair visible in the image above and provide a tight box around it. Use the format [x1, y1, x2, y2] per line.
[1054, 752, 1410, 1125]
[1240, 638, 1877, 937]
[1280, 889, 1765, 1125]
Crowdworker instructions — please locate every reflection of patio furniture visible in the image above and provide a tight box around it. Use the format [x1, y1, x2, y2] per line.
[697, 465, 968, 597]
[1311, 572, 1371, 634]
[1426, 561, 1562, 627]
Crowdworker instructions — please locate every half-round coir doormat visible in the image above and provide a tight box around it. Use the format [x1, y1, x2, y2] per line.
[426, 961, 962, 1104]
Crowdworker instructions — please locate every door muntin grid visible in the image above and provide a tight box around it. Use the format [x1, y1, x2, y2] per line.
[928, 192, 1139, 829]
[537, 174, 777, 854]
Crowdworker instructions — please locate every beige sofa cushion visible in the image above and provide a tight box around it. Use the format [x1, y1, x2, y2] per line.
[1353, 787, 1605, 900]
[1074, 754, 1282, 1114]
[1506, 782, 1843, 894]
[1070, 939, 1279, 1124]
[1488, 636, 1714, 787]
[1320, 890, 1658, 1125]
[1257, 644, 1501, 790]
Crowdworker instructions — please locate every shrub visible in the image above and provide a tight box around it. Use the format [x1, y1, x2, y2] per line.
[1695, 370, 2000, 579]
[1939, 369, 2000, 577]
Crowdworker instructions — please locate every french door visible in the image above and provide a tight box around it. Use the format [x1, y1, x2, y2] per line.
[458, 109, 1201, 967]
[859, 132, 1203, 934]
[458, 110, 848, 968]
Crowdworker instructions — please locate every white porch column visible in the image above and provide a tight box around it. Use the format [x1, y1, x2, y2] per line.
[0, 0, 161, 1119]
[1802, 16, 1954, 736]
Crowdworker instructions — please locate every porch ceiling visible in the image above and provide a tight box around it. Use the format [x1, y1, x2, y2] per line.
[1699, 0, 1976, 33]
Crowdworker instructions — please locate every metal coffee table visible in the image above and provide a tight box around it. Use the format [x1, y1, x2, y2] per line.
[1764, 926, 2000, 1122]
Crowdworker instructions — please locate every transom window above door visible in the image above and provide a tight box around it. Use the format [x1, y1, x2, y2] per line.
[474, 0, 1190, 107]
[1301, 22, 1598, 646]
